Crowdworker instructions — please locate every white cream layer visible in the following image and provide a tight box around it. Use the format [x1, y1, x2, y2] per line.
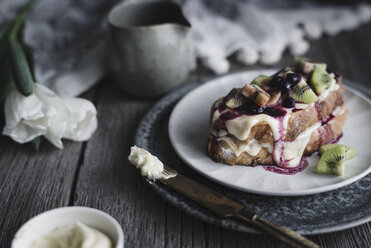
[218, 137, 273, 157]
[214, 104, 346, 168]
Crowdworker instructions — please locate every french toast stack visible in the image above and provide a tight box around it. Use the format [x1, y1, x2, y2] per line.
[207, 58, 348, 168]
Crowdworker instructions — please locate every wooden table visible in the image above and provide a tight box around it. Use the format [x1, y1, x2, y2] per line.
[1, 23, 371, 248]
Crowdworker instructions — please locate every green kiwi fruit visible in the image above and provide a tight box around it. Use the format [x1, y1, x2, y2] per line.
[293, 57, 326, 74]
[251, 75, 270, 87]
[319, 144, 356, 160]
[289, 79, 318, 104]
[311, 65, 334, 94]
[317, 146, 346, 176]
[224, 88, 247, 108]
[293, 56, 310, 71]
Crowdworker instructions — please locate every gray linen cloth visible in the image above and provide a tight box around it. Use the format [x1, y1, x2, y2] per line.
[0, 0, 370, 97]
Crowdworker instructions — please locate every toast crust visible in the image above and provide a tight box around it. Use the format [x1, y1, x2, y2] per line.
[207, 81, 347, 166]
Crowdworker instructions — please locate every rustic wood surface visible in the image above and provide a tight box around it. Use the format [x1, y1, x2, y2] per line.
[1, 23, 371, 248]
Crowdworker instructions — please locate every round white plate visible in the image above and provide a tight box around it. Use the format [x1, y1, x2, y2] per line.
[169, 70, 371, 196]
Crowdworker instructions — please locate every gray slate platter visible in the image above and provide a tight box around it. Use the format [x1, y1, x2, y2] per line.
[135, 74, 371, 235]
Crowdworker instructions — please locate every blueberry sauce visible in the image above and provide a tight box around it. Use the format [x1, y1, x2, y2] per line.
[321, 113, 335, 124]
[314, 101, 322, 121]
[272, 114, 287, 167]
[330, 133, 343, 144]
[217, 103, 287, 121]
[263, 158, 309, 175]
[318, 124, 333, 146]
[292, 108, 302, 112]
[282, 97, 295, 108]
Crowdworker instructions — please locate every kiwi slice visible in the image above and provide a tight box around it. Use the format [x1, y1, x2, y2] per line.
[293, 56, 307, 66]
[311, 65, 334, 94]
[251, 75, 270, 87]
[224, 88, 247, 108]
[319, 144, 356, 160]
[293, 56, 310, 70]
[293, 57, 327, 74]
[242, 84, 270, 107]
[289, 79, 318, 104]
[317, 146, 346, 176]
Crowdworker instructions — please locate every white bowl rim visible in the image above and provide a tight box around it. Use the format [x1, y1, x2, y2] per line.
[11, 206, 124, 248]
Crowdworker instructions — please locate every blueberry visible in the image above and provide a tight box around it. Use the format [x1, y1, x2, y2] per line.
[255, 107, 264, 114]
[286, 73, 301, 85]
[270, 76, 284, 87]
[281, 81, 291, 93]
[282, 97, 295, 108]
[242, 103, 264, 114]
[250, 107, 262, 114]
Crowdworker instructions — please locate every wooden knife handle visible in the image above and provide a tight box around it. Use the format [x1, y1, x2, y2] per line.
[236, 209, 320, 248]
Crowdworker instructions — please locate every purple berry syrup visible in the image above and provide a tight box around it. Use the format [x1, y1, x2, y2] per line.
[330, 133, 343, 144]
[213, 69, 343, 175]
[263, 157, 309, 175]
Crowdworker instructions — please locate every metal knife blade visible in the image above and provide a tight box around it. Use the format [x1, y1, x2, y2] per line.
[159, 166, 319, 248]
[160, 166, 246, 217]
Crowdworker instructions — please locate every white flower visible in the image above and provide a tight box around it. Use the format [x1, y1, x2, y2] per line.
[63, 98, 98, 141]
[2, 83, 97, 148]
[3, 84, 69, 148]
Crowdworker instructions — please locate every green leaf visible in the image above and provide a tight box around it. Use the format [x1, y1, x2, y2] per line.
[9, 37, 34, 96]
[0, 0, 38, 117]
[0, 57, 16, 103]
[17, 21, 35, 82]
[23, 44, 35, 81]
[9, 0, 38, 40]
[0, 23, 11, 60]
[31, 136, 42, 151]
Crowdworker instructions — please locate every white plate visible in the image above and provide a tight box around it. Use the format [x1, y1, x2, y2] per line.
[169, 70, 371, 196]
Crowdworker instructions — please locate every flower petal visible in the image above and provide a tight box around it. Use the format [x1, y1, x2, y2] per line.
[63, 98, 98, 141]
[3, 88, 43, 129]
[3, 122, 45, 144]
[34, 84, 70, 145]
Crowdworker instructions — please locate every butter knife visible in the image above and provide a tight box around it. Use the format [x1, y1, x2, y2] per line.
[160, 166, 320, 248]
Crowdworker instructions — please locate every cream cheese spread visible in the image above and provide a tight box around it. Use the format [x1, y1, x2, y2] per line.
[30, 222, 112, 248]
[128, 146, 176, 180]
[278, 122, 320, 167]
[213, 103, 345, 168]
[225, 114, 281, 141]
[218, 137, 273, 157]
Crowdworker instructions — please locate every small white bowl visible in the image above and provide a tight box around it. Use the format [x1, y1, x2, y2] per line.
[11, 206, 124, 248]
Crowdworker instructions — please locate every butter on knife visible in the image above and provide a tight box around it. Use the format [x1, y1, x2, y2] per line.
[128, 146, 176, 180]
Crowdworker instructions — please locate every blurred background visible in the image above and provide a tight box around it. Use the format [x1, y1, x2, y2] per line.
[0, 0, 370, 96]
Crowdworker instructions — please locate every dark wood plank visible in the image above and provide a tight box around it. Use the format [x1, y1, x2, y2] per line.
[317, 223, 371, 248]
[0, 136, 83, 247]
[71, 81, 169, 247]
[0, 88, 99, 247]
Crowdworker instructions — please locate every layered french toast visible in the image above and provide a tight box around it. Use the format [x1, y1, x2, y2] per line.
[207, 58, 348, 168]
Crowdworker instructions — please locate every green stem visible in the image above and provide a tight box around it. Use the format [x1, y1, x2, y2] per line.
[9, 0, 38, 39]
[23, 44, 35, 81]
[7, 0, 38, 96]
[0, 55, 16, 103]
[9, 38, 34, 96]
[0, 23, 10, 59]
[31, 136, 42, 151]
